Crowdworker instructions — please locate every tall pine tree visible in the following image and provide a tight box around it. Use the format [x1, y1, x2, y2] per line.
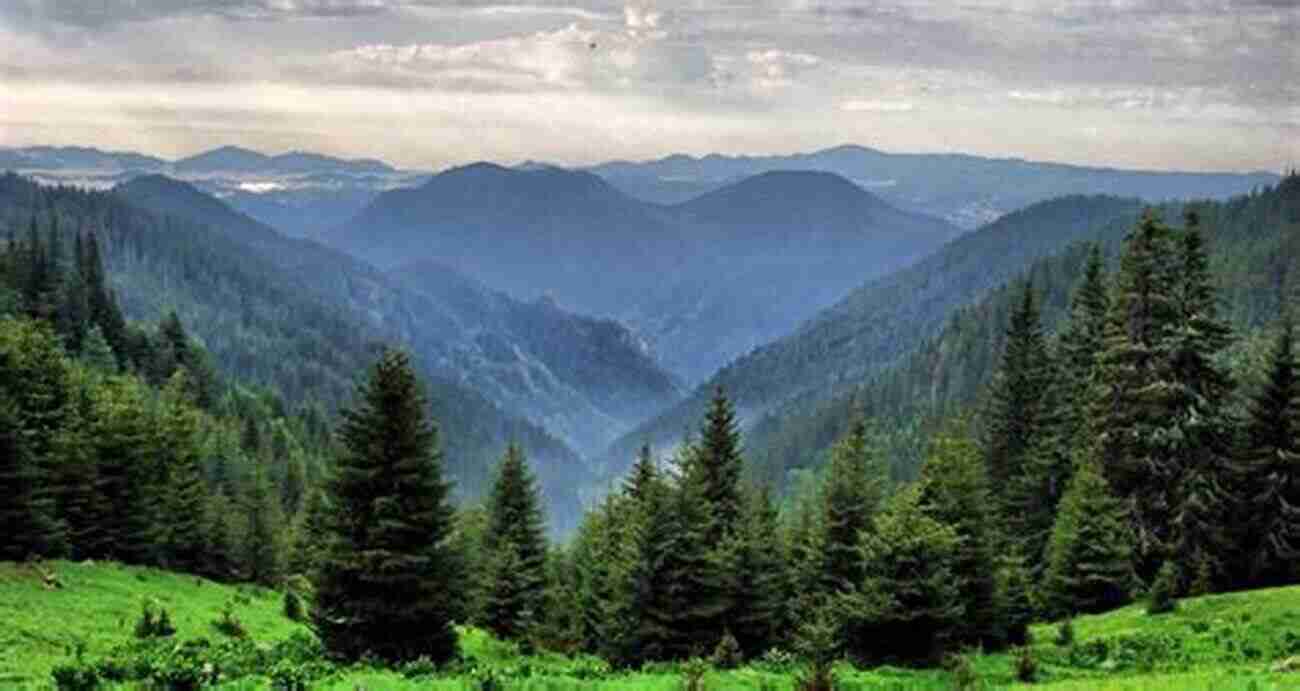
[313, 349, 461, 664]
[483, 443, 548, 641]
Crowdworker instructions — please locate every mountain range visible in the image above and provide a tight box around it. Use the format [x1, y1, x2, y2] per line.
[331, 163, 962, 383]
[589, 145, 1278, 228]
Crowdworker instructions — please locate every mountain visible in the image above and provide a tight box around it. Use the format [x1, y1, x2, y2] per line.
[596, 193, 1145, 477]
[114, 174, 682, 456]
[0, 173, 589, 527]
[331, 164, 962, 383]
[0, 145, 414, 239]
[0, 145, 167, 173]
[173, 146, 395, 176]
[589, 144, 1278, 228]
[743, 173, 1300, 490]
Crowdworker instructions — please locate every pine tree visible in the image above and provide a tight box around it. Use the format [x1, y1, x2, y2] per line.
[725, 485, 787, 658]
[918, 430, 1000, 646]
[624, 443, 659, 502]
[1239, 315, 1300, 587]
[58, 231, 89, 354]
[242, 463, 283, 586]
[687, 387, 746, 545]
[288, 487, 332, 579]
[202, 489, 242, 581]
[821, 420, 887, 595]
[483, 443, 548, 641]
[158, 373, 207, 574]
[984, 281, 1052, 494]
[81, 325, 117, 372]
[88, 375, 155, 562]
[842, 486, 963, 665]
[629, 468, 727, 662]
[82, 230, 126, 365]
[0, 394, 64, 560]
[1042, 460, 1136, 616]
[313, 349, 461, 664]
[0, 317, 71, 557]
[52, 376, 107, 560]
[1163, 213, 1236, 590]
[1087, 211, 1182, 579]
[281, 454, 307, 518]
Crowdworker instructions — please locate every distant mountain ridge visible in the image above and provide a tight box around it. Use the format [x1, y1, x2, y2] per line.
[588, 144, 1279, 228]
[330, 162, 962, 383]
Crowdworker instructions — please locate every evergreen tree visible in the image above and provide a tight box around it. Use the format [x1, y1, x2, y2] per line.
[918, 430, 1000, 646]
[624, 443, 659, 502]
[52, 375, 107, 560]
[686, 387, 746, 545]
[725, 485, 787, 658]
[281, 454, 307, 518]
[984, 282, 1052, 494]
[483, 443, 548, 641]
[1239, 315, 1300, 587]
[1087, 211, 1182, 579]
[288, 487, 332, 579]
[627, 467, 727, 662]
[202, 489, 242, 581]
[821, 420, 887, 595]
[842, 486, 963, 665]
[88, 375, 155, 561]
[82, 230, 125, 363]
[1163, 213, 1236, 590]
[158, 373, 208, 574]
[80, 325, 117, 373]
[242, 463, 284, 586]
[313, 349, 461, 664]
[1042, 460, 1136, 616]
[0, 394, 63, 560]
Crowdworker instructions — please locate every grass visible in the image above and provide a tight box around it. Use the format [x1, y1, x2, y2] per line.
[5, 560, 1300, 689]
[0, 560, 306, 688]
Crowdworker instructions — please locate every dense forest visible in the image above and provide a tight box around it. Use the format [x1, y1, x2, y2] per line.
[5, 175, 1300, 684]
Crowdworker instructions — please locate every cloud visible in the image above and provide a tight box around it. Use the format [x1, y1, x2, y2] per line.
[841, 99, 916, 113]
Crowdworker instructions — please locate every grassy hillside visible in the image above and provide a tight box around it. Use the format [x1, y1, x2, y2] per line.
[5, 561, 1300, 689]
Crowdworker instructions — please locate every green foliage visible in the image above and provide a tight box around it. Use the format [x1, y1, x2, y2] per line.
[483, 443, 548, 642]
[1148, 562, 1180, 615]
[133, 598, 177, 639]
[213, 599, 248, 638]
[711, 631, 742, 670]
[1055, 617, 1076, 648]
[312, 348, 461, 664]
[283, 588, 306, 622]
[1014, 645, 1038, 683]
[842, 486, 963, 664]
[820, 420, 887, 597]
[1043, 460, 1136, 617]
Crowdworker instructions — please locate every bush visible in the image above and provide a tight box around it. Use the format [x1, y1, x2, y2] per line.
[133, 598, 176, 639]
[1055, 617, 1075, 647]
[213, 600, 248, 638]
[794, 605, 840, 691]
[712, 631, 743, 669]
[944, 652, 978, 691]
[1147, 562, 1179, 615]
[680, 657, 710, 691]
[283, 589, 305, 622]
[1014, 646, 1038, 683]
[50, 662, 100, 691]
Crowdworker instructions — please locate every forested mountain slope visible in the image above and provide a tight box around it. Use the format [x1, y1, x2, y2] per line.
[599, 194, 1144, 476]
[0, 173, 591, 531]
[747, 173, 1300, 489]
[114, 175, 682, 456]
[333, 164, 960, 382]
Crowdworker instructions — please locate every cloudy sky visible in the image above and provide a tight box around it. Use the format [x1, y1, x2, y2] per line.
[1, 0, 1296, 171]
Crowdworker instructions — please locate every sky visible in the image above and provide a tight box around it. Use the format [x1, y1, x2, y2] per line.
[1, 0, 1296, 172]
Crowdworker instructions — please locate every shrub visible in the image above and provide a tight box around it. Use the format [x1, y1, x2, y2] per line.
[944, 652, 978, 691]
[1014, 646, 1038, 683]
[1147, 562, 1179, 615]
[712, 631, 743, 669]
[793, 604, 840, 691]
[399, 656, 439, 679]
[283, 589, 305, 622]
[680, 657, 710, 691]
[133, 598, 176, 639]
[1054, 617, 1075, 647]
[212, 600, 248, 638]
